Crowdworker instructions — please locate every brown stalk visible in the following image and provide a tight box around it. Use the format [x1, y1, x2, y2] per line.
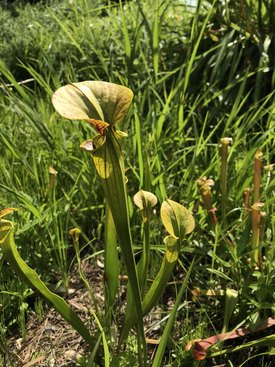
[197, 177, 217, 225]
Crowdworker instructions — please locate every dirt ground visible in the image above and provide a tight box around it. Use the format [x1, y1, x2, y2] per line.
[3, 258, 163, 367]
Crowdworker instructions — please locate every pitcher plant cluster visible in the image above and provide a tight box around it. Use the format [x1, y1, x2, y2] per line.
[197, 139, 269, 269]
[0, 81, 195, 366]
[0, 81, 272, 365]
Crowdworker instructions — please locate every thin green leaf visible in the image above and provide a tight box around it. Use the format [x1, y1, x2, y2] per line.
[0, 219, 94, 347]
[223, 288, 238, 333]
[152, 260, 195, 367]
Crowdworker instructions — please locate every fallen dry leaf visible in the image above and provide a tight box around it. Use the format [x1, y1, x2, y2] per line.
[185, 317, 275, 360]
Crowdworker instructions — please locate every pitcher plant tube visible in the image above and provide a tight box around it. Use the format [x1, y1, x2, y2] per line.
[52, 81, 147, 362]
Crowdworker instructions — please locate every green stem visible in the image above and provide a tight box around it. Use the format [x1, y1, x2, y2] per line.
[83, 127, 146, 363]
[253, 151, 262, 203]
[138, 210, 151, 298]
[142, 253, 177, 316]
[152, 260, 194, 367]
[104, 202, 119, 333]
[251, 202, 263, 267]
[220, 138, 231, 224]
[120, 243, 178, 344]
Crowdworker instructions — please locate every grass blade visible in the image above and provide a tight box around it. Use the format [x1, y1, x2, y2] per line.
[152, 259, 194, 367]
[0, 218, 94, 347]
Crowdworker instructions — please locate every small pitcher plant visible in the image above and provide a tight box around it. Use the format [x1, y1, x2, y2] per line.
[0, 81, 195, 366]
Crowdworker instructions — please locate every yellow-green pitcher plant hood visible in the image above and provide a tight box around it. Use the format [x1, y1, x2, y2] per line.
[52, 81, 133, 135]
